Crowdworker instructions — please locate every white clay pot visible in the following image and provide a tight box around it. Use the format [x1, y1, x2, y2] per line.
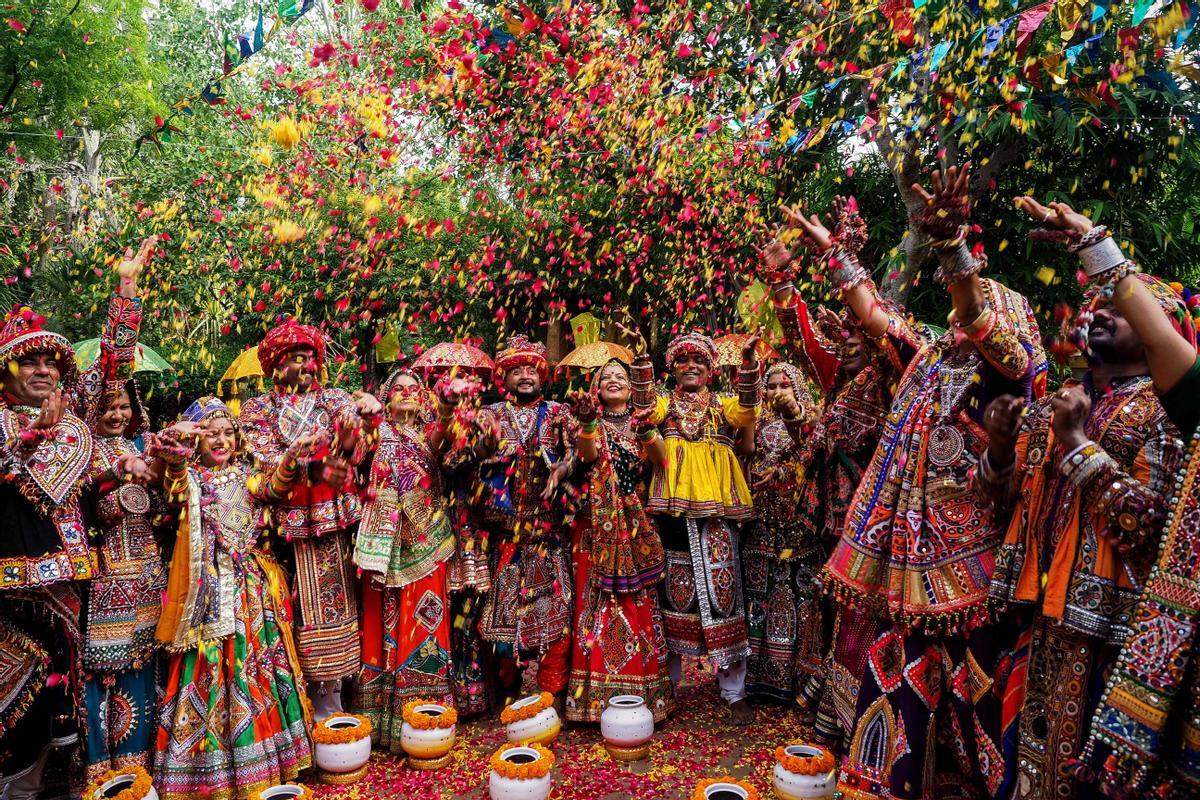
[772, 745, 836, 800]
[702, 782, 749, 800]
[488, 746, 553, 800]
[400, 704, 456, 760]
[257, 787, 307, 800]
[504, 696, 561, 745]
[95, 774, 158, 800]
[314, 715, 372, 774]
[600, 694, 654, 760]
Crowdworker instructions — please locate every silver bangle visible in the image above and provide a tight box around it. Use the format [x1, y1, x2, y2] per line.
[1077, 236, 1127, 277]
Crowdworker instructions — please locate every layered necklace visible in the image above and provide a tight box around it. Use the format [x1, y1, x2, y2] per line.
[927, 348, 981, 468]
[669, 389, 714, 440]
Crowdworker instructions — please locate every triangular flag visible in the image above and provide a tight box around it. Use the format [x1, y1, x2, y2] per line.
[929, 40, 954, 72]
[253, 9, 265, 51]
[1016, 1, 1053, 58]
[1133, 0, 1153, 26]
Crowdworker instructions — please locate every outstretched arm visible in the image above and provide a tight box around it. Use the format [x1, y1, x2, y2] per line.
[1015, 195, 1197, 392]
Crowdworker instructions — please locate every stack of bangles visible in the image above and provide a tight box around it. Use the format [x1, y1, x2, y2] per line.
[829, 247, 869, 292]
[577, 419, 599, 441]
[270, 457, 300, 496]
[1068, 225, 1140, 286]
[932, 226, 986, 284]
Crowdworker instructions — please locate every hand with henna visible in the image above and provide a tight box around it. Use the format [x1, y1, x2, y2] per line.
[911, 162, 973, 245]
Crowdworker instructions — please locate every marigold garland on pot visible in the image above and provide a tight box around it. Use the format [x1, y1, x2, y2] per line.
[311, 713, 373, 744]
[83, 766, 154, 800]
[248, 785, 313, 800]
[489, 742, 556, 780]
[401, 698, 459, 729]
[775, 744, 836, 775]
[692, 777, 761, 800]
[499, 691, 554, 725]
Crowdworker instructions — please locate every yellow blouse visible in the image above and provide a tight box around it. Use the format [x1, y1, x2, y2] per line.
[645, 393, 755, 519]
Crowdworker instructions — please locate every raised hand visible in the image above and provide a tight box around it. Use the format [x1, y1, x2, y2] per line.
[337, 412, 362, 453]
[116, 451, 154, 484]
[29, 389, 65, 431]
[912, 162, 973, 243]
[984, 395, 1025, 452]
[540, 460, 572, 501]
[116, 235, 158, 297]
[148, 423, 201, 465]
[615, 321, 648, 356]
[631, 404, 657, 433]
[773, 392, 804, 422]
[353, 390, 383, 418]
[742, 332, 763, 366]
[569, 389, 599, 424]
[1014, 196, 1093, 241]
[286, 432, 328, 463]
[781, 204, 834, 253]
[830, 195, 868, 254]
[1050, 385, 1092, 451]
[752, 225, 798, 285]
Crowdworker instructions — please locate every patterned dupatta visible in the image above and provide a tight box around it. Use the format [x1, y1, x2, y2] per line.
[1089, 428, 1200, 794]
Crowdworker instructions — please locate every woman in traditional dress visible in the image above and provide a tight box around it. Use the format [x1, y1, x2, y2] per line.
[353, 368, 456, 751]
[742, 362, 824, 703]
[565, 358, 674, 723]
[150, 397, 311, 800]
[82, 380, 166, 781]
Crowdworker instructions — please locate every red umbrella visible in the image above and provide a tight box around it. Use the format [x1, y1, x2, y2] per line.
[412, 342, 496, 378]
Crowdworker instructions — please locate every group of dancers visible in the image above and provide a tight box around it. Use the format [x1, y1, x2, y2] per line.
[3, 164, 1200, 800]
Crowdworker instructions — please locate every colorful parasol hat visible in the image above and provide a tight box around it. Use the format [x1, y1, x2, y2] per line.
[713, 333, 779, 367]
[412, 341, 496, 378]
[556, 341, 635, 374]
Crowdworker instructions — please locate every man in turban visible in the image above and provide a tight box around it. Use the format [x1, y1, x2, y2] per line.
[977, 272, 1188, 798]
[238, 318, 381, 719]
[469, 335, 574, 709]
[0, 238, 152, 798]
[631, 330, 761, 723]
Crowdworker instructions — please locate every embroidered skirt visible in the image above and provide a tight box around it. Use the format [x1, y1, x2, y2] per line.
[153, 560, 311, 800]
[354, 564, 454, 753]
[84, 661, 159, 782]
[742, 520, 825, 702]
[292, 531, 360, 682]
[657, 516, 750, 670]
[566, 517, 673, 723]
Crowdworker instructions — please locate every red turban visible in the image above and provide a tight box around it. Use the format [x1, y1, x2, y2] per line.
[258, 319, 327, 377]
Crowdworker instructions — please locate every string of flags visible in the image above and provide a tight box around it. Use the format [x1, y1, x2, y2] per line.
[132, 0, 317, 157]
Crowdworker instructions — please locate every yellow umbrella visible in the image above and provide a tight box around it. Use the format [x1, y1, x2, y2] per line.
[220, 346, 264, 394]
[556, 341, 634, 374]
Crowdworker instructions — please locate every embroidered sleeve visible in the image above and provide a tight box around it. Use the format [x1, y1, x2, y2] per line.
[871, 311, 925, 375]
[355, 443, 398, 575]
[772, 292, 840, 393]
[956, 282, 1041, 383]
[970, 432, 1025, 519]
[1069, 414, 1185, 552]
[237, 396, 284, 473]
[71, 295, 143, 421]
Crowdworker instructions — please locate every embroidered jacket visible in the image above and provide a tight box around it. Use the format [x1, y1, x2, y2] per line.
[474, 399, 571, 543]
[979, 376, 1183, 644]
[239, 386, 366, 539]
[355, 420, 455, 588]
[822, 278, 1048, 632]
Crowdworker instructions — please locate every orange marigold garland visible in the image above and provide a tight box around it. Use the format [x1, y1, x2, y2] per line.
[489, 742, 556, 780]
[311, 713, 373, 744]
[401, 699, 459, 729]
[692, 777, 761, 800]
[775, 744, 836, 775]
[83, 766, 154, 800]
[499, 691, 553, 725]
[248, 785, 313, 800]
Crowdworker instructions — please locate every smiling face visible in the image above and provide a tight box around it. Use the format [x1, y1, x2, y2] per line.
[1087, 304, 1144, 365]
[97, 389, 133, 437]
[504, 363, 543, 403]
[838, 331, 869, 378]
[386, 373, 423, 421]
[275, 346, 319, 392]
[763, 370, 795, 405]
[672, 352, 711, 392]
[198, 416, 238, 468]
[596, 362, 631, 410]
[2, 351, 61, 405]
